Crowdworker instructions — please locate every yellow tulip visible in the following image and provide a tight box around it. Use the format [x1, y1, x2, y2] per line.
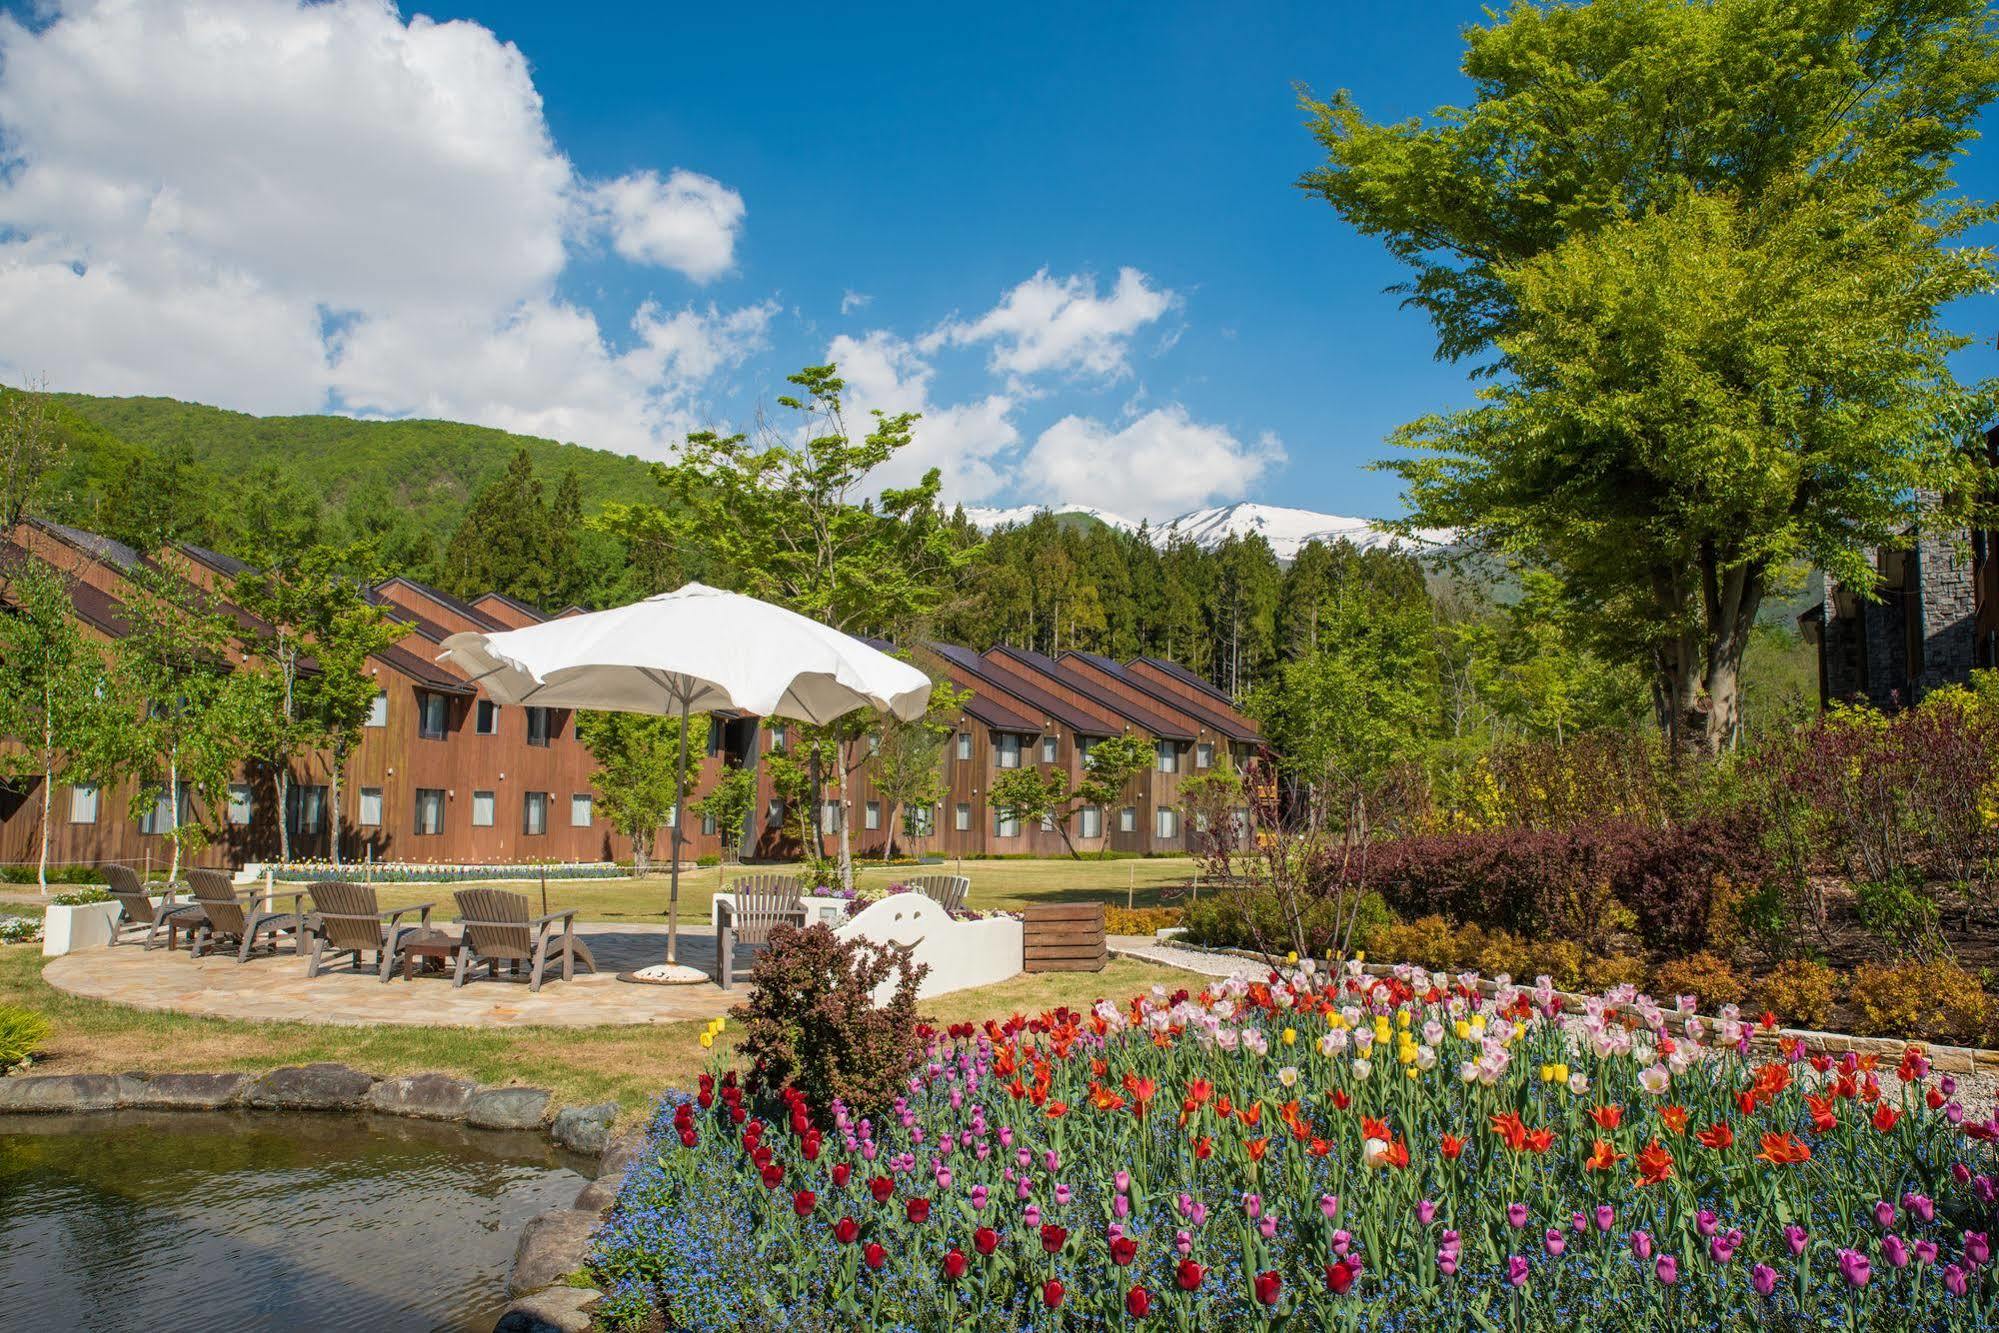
[1454, 1020, 1471, 1041]
[699, 1032, 714, 1049]
[1282, 1028, 1297, 1046]
[1397, 1010, 1411, 1029]
[1406, 1066, 1419, 1080]
[1285, 951, 1299, 965]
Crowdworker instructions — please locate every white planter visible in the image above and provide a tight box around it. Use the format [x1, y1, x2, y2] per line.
[837, 894, 1024, 1001]
[711, 893, 852, 930]
[42, 901, 124, 956]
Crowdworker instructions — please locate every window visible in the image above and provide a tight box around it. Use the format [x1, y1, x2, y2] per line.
[523, 791, 549, 836]
[956, 731, 971, 761]
[471, 791, 495, 827]
[1196, 742, 1214, 770]
[994, 809, 1020, 838]
[366, 691, 388, 727]
[1156, 741, 1178, 773]
[769, 724, 788, 750]
[701, 811, 717, 836]
[867, 733, 880, 755]
[1078, 804, 1102, 840]
[906, 804, 935, 837]
[1078, 737, 1096, 765]
[359, 787, 383, 828]
[414, 788, 445, 835]
[1119, 806, 1136, 834]
[526, 706, 550, 747]
[418, 691, 449, 739]
[286, 784, 326, 835]
[227, 783, 253, 826]
[1156, 806, 1180, 840]
[820, 800, 842, 834]
[706, 717, 721, 756]
[69, 783, 99, 825]
[476, 699, 500, 734]
[139, 785, 190, 835]
[571, 794, 593, 828]
[996, 733, 1021, 769]
[1040, 813, 1056, 832]
[865, 800, 880, 830]
[766, 798, 784, 828]
[1041, 735, 1058, 764]
[955, 802, 972, 832]
[1231, 806, 1251, 839]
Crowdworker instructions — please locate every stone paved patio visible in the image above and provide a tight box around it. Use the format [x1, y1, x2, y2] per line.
[42, 923, 744, 1028]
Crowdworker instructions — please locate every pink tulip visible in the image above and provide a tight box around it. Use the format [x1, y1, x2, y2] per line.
[1594, 1206, 1615, 1233]
[1783, 1225, 1808, 1257]
[1507, 1202, 1529, 1229]
[1883, 1235, 1910, 1269]
[1750, 1263, 1777, 1296]
[1837, 1249, 1871, 1288]
[1506, 1255, 1529, 1287]
[1544, 1228, 1566, 1257]
[1631, 1231, 1653, 1261]
[1656, 1255, 1679, 1286]
[1873, 1200, 1896, 1229]
[1415, 1200, 1436, 1226]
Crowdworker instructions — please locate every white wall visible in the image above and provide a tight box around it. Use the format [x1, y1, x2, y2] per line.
[836, 893, 1023, 1001]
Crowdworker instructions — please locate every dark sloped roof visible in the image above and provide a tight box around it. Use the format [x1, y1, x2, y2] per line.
[988, 645, 1195, 741]
[375, 576, 508, 632]
[475, 590, 547, 623]
[33, 520, 143, 571]
[178, 542, 251, 578]
[378, 643, 475, 694]
[886, 637, 1044, 733]
[1129, 654, 1237, 710]
[1069, 651, 1261, 743]
[366, 588, 450, 643]
[0, 542, 133, 637]
[926, 641, 1115, 737]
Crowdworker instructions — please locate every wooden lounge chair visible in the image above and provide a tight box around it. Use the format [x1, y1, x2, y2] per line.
[716, 874, 804, 989]
[451, 888, 595, 992]
[102, 863, 203, 950]
[304, 880, 435, 983]
[906, 874, 970, 917]
[184, 867, 309, 962]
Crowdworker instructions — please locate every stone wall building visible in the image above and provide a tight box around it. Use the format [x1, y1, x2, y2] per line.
[1803, 522, 1997, 710]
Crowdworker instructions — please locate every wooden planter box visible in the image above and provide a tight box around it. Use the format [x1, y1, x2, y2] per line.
[1022, 902, 1106, 973]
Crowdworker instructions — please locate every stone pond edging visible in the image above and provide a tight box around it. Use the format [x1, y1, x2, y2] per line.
[0, 1062, 627, 1332]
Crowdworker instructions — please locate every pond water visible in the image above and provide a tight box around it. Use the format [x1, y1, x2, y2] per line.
[0, 1109, 597, 1332]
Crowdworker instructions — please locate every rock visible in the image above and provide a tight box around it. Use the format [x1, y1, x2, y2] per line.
[469, 1086, 552, 1131]
[506, 1209, 601, 1296]
[493, 1286, 598, 1333]
[571, 1173, 624, 1213]
[597, 1132, 647, 1177]
[550, 1101, 618, 1156]
[120, 1071, 247, 1110]
[242, 1063, 374, 1111]
[0, 1073, 125, 1113]
[368, 1072, 476, 1121]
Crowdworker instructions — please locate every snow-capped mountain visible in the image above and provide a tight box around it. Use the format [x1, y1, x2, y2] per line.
[960, 500, 1452, 560]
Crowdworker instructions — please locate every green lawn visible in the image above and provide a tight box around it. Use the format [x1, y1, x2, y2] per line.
[369, 856, 1201, 923]
[0, 945, 1193, 1119]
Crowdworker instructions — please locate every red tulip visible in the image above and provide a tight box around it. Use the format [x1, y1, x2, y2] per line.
[792, 1189, 816, 1217]
[759, 1162, 783, 1188]
[863, 1242, 886, 1269]
[943, 1248, 968, 1280]
[1125, 1284, 1152, 1317]
[1175, 1258, 1204, 1291]
[1874, 1103, 1902, 1133]
[1040, 1223, 1069, 1253]
[869, 1176, 894, 1204]
[1254, 1270, 1282, 1306]
[833, 1216, 859, 1245]
[906, 1197, 931, 1224]
[831, 1163, 851, 1188]
[1110, 1236, 1138, 1266]
[974, 1226, 1000, 1255]
[1043, 1279, 1065, 1308]
[1326, 1260, 1355, 1294]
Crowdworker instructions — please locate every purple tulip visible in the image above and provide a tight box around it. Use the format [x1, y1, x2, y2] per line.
[1903, 1192, 1935, 1223]
[1594, 1205, 1615, 1233]
[1838, 1249, 1871, 1288]
[1977, 1176, 1997, 1207]
[1258, 1215, 1277, 1239]
[1440, 1229, 1462, 1256]
[1969, 1232, 1993, 1267]
[1438, 1249, 1459, 1277]
[1114, 1170, 1130, 1194]
[1024, 1204, 1041, 1227]
[1571, 1211, 1587, 1232]
[1631, 1231, 1654, 1261]
[1942, 1075, 1958, 1095]
[1709, 1235, 1738, 1265]
[1331, 1229, 1352, 1257]
[1953, 1162, 1973, 1185]
[1545, 1228, 1566, 1257]
[1320, 1193, 1339, 1220]
[1883, 1235, 1910, 1269]
[1656, 1255, 1679, 1286]
[970, 1185, 989, 1211]
[1415, 1200, 1437, 1226]
[1783, 1225, 1808, 1257]
[1697, 1210, 1718, 1238]
[1243, 1193, 1262, 1220]
[1507, 1255, 1530, 1287]
[1874, 1200, 1896, 1229]
[1750, 1264, 1778, 1297]
[1945, 1264, 1970, 1296]
[1507, 1202, 1529, 1229]
[1916, 1240, 1939, 1266]
[1054, 1184, 1071, 1206]
[1114, 1194, 1130, 1218]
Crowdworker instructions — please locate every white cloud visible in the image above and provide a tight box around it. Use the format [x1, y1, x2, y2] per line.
[829, 330, 1019, 503]
[589, 169, 745, 283]
[0, 0, 762, 455]
[1022, 406, 1284, 524]
[924, 267, 1174, 384]
[840, 289, 870, 315]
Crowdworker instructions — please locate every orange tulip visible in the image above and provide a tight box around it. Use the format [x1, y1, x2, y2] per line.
[1756, 1133, 1812, 1166]
[1636, 1139, 1675, 1186]
[1584, 1138, 1626, 1171]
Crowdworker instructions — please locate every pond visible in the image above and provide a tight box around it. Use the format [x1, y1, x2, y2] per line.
[0, 1109, 597, 1332]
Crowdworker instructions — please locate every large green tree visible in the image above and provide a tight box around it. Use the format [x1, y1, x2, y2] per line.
[868, 675, 970, 861]
[1302, 0, 1999, 753]
[577, 711, 702, 880]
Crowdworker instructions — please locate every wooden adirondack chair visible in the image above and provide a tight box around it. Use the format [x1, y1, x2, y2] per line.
[102, 863, 203, 950]
[715, 874, 804, 989]
[906, 874, 970, 917]
[184, 867, 309, 962]
[450, 888, 595, 992]
[305, 880, 434, 982]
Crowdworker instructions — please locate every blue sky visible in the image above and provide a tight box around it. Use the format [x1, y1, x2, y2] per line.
[1, 0, 1994, 524]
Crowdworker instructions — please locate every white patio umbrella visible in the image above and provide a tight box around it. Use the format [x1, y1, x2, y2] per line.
[438, 582, 933, 982]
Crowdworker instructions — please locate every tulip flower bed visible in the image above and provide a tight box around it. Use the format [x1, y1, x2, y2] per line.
[589, 963, 1999, 1330]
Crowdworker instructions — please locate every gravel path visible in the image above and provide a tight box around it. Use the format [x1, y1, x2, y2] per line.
[1108, 936, 1272, 980]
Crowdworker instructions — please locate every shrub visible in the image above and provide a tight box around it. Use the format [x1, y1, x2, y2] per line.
[0, 915, 42, 945]
[1104, 906, 1183, 935]
[1580, 953, 1648, 991]
[731, 923, 926, 1123]
[1849, 960, 1992, 1046]
[0, 864, 106, 886]
[1752, 959, 1838, 1029]
[694, 854, 721, 868]
[1182, 885, 1388, 959]
[0, 1004, 50, 1067]
[1650, 951, 1748, 1009]
[1854, 871, 1949, 963]
[50, 888, 112, 907]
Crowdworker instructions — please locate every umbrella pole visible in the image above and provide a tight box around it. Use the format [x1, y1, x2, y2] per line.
[667, 698, 689, 966]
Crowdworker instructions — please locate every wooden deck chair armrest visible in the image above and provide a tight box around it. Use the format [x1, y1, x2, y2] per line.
[529, 910, 577, 929]
[382, 902, 435, 929]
